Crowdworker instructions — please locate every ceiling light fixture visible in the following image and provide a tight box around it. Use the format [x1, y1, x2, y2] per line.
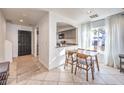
[87, 10, 92, 14]
[19, 19, 23, 22]
[89, 14, 98, 18]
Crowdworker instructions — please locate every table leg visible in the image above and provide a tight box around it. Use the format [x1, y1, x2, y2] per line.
[95, 55, 99, 71]
[91, 57, 94, 80]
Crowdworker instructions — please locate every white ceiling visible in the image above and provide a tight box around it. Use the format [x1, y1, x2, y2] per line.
[44, 8, 124, 23]
[57, 22, 75, 31]
[1, 8, 48, 26]
[1, 8, 124, 27]
[57, 22, 74, 28]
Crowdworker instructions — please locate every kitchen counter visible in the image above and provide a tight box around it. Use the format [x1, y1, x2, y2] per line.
[56, 43, 78, 48]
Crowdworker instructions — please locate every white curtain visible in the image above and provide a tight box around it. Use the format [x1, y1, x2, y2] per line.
[81, 23, 91, 49]
[105, 14, 124, 68]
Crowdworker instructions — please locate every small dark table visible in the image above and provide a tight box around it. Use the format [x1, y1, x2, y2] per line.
[119, 54, 124, 72]
[0, 62, 10, 85]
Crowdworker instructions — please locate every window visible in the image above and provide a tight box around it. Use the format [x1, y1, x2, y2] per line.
[81, 19, 106, 52]
[89, 27, 105, 52]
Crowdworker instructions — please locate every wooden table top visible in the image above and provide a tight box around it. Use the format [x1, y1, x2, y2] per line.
[69, 49, 98, 57]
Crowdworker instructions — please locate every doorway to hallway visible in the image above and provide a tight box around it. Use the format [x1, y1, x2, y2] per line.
[18, 30, 31, 56]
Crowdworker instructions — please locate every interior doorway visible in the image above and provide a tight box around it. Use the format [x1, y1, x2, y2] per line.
[18, 30, 31, 56]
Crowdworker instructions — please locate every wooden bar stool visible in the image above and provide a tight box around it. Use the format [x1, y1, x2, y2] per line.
[0, 62, 10, 85]
[75, 53, 94, 81]
[64, 50, 77, 73]
[78, 48, 99, 71]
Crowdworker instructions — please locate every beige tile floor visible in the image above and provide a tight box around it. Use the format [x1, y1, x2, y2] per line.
[7, 55, 124, 85]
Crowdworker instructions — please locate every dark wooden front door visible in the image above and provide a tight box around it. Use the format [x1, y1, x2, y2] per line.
[18, 30, 31, 56]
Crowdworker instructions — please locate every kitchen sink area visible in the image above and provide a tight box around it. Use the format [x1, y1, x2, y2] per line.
[56, 22, 78, 48]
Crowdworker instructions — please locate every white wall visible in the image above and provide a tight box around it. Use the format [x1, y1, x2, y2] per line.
[38, 13, 49, 69]
[5, 40, 12, 62]
[34, 11, 80, 70]
[6, 23, 33, 57]
[49, 12, 79, 69]
[32, 27, 37, 57]
[0, 10, 6, 62]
